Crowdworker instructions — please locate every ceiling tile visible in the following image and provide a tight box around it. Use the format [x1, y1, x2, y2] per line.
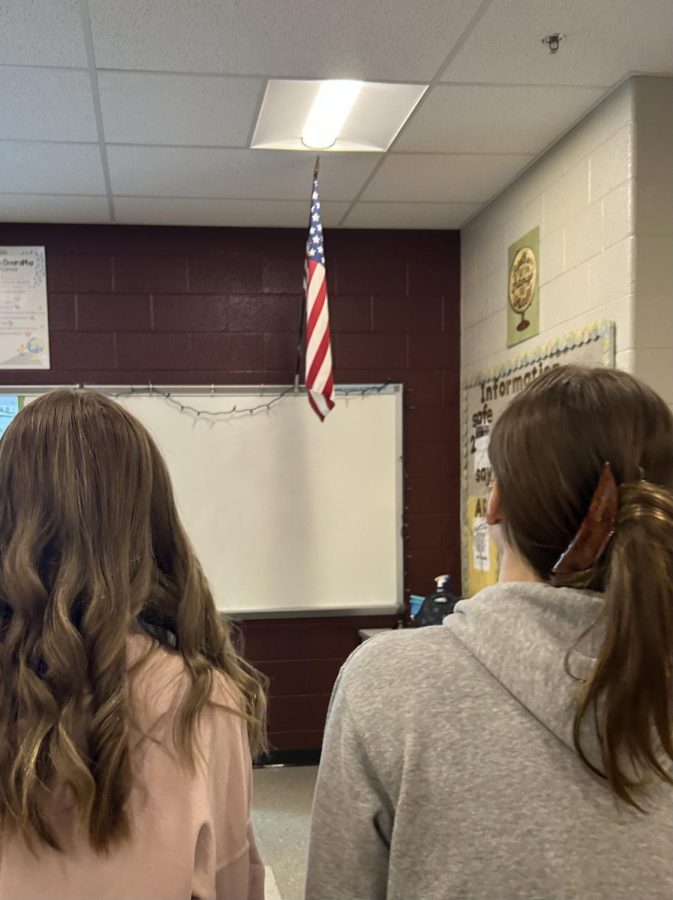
[99, 72, 263, 146]
[88, 0, 484, 80]
[0, 142, 106, 194]
[343, 201, 481, 228]
[0, 0, 87, 67]
[395, 84, 606, 154]
[0, 68, 97, 142]
[0, 194, 110, 223]
[362, 154, 533, 203]
[107, 146, 380, 201]
[441, 0, 673, 85]
[114, 196, 350, 227]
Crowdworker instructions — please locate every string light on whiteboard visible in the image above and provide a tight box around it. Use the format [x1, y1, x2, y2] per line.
[110, 383, 391, 422]
[111, 384, 293, 420]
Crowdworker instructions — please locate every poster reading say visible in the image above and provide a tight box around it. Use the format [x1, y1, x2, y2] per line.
[0, 247, 50, 369]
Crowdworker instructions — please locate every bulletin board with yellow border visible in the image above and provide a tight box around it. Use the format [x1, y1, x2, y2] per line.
[461, 322, 615, 597]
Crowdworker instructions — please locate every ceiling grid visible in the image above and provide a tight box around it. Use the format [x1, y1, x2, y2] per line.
[0, 0, 670, 227]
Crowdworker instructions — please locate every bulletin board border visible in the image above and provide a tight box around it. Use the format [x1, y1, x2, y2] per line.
[460, 320, 616, 594]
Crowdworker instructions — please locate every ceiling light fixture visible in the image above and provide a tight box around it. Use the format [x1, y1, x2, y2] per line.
[251, 80, 427, 152]
[301, 80, 363, 150]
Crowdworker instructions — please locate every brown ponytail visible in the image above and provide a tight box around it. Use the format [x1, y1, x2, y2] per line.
[574, 479, 673, 806]
[489, 366, 673, 807]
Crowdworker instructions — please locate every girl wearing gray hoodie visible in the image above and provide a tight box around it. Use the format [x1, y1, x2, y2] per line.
[306, 365, 673, 900]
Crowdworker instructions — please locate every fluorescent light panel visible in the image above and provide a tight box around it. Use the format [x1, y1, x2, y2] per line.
[251, 79, 428, 152]
[302, 80, 363, 150]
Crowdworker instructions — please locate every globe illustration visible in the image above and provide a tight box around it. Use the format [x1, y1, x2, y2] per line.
[508, 245, 537, 332]
[26, 336, 45, 355]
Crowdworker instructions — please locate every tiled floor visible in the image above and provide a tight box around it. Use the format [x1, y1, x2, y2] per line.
[253, 765, 318, 900]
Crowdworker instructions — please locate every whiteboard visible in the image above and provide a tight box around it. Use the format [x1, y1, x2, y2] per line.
[16, 386, 403, 617]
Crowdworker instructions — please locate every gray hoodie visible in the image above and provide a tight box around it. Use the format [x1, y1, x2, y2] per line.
[306, 582, 673, 900]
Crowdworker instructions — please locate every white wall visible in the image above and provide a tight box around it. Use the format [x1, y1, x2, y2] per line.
[461, 75, 673, 406]
[633, 77, 673, 407]
[461, 80, 636, 379]
[459, 77, 672, 587]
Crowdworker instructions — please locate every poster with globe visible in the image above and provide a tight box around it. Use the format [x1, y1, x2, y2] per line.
[0, 247, 50, 369]
[507, 227, 539, 348]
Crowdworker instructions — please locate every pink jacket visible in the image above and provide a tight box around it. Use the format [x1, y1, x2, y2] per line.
[0, 633, 264, 900]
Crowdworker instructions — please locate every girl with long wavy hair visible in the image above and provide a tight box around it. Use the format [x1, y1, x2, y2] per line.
[307, 366, 673, 900]
[0, 390, 267, 900]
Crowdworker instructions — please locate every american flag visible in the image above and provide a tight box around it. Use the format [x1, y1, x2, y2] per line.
[304, 169, 335, 421]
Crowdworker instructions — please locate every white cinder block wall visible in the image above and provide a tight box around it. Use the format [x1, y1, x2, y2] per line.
[461, 80, 636, 380]
[633, 77, 673, 407]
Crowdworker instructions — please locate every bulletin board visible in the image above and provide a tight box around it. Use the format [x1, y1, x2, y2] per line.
[461, 322, 615, 596]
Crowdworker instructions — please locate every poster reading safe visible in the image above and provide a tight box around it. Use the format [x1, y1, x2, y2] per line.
[0, 247, 50, 369]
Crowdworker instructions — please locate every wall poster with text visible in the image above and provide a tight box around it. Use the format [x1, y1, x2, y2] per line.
[0, 246, 50, 369]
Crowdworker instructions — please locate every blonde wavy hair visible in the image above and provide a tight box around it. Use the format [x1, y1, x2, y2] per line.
[0, 390, 267, 852]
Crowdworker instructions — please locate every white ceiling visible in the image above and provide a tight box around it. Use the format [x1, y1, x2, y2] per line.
[0, 0, 671, 229]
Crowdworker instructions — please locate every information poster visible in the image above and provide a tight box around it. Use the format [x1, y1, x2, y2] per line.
[462, 322, 615, 596]
[0, 247, 50, 369]
[466, 495, 498, 594]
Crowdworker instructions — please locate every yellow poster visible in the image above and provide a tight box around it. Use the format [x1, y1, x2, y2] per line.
[466, 495, 499, 595]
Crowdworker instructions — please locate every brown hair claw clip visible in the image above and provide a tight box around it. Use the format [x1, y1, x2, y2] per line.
[551, 462, 619, 576]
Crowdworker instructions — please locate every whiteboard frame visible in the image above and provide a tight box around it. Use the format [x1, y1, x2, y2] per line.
[0, 382, 404, 619]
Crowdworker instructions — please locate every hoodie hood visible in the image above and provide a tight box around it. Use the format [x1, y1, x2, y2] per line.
[445, 581, 605, 762]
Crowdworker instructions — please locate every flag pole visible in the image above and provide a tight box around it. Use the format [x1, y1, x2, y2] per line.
[294, 155, 321, 394]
